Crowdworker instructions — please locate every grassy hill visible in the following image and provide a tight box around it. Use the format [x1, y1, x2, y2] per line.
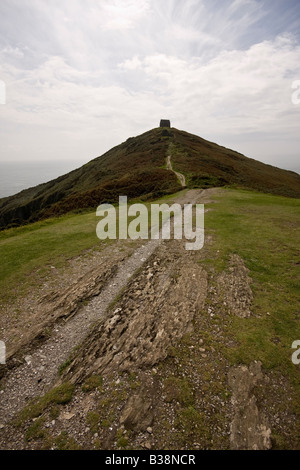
[0, 128, 180, 229]
[170, 129, 300, 197]
[0, 127, 299, 229]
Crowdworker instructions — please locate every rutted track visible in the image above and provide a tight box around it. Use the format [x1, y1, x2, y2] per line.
[166, 155, 186, 187]
[0, 188, 276, 451]
[0, 190, 204, 426]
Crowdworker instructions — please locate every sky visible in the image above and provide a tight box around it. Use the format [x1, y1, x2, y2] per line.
[0, 0, 300, 172]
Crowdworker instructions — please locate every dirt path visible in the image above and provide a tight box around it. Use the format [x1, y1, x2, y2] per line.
[0, 189, 203, 428]
[166, 155, 186, 187]
[0, 187, 278, 451]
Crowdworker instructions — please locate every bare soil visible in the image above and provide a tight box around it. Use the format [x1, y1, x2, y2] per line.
[0, 188, 297, 450]
[166, 155, 186, 187]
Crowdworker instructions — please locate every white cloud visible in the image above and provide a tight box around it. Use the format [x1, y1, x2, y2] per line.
[119, 56, 142, 71]
[0, 0, 300, 171]
[122, 35, 300, 131]
[99, 0, 151, 30]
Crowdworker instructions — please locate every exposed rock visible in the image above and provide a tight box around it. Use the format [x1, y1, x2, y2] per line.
[120, 390, 153, 432]
[60, 412, 75, 421]
[143, 441, 152, 450]
[3, 254, 122, 369]
[228, 361, 271, 450]
[63, 249, 207, 382]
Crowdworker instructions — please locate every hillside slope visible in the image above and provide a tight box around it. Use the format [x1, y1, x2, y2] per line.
[171, 128, 300, 197]
[0, 128, 180, 229]
[0, 127, 299, 229]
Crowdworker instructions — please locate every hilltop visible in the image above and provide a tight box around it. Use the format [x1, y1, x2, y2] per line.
[0, 127, 299, 230]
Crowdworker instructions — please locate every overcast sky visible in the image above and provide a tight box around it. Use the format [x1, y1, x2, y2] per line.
[0, 0, 300, 172]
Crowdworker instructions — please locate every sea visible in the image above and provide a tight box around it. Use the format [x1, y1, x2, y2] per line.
[0, 160, 299, 200]
[0, 160, 87, 199]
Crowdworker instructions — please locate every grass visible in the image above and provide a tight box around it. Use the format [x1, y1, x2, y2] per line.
[53, 432, 81, 450]
[0, 189, 188, 305]
[117, 436, 129, 448]
[86, 411, 101, 434]
[0, 209, 110, 304]
[171, 129, 300, 198]
[58, 358, 72, 376]
[15, 382, 75, 426]
[25, 417, 47, 441]
[4, 185, 298, 450]
[2, 186, 299, 377]
[0, 127, 180, 229]
[1, 126, 299, 232]
[204, 188, 300, 378]
[174, 406, 211, 448]
[163, 376, 194, 406]
[82, 374, 103, 393]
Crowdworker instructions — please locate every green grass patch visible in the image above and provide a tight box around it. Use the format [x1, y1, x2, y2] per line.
[25, 416, 47, 441]
[58, 358, 72, 376]
[163, 376, 194, 406]
[15, 382, 75, 426]
[86, 411, 101, 434]
[174, 405, 211, 448]
[0, 190, 187, 306]
[117, 436, 129, 448]
[82, 375, 103, 393]
[0, 210, 107, 304]
[204, 188, 300, 377]
[53, 431, 81, 450]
